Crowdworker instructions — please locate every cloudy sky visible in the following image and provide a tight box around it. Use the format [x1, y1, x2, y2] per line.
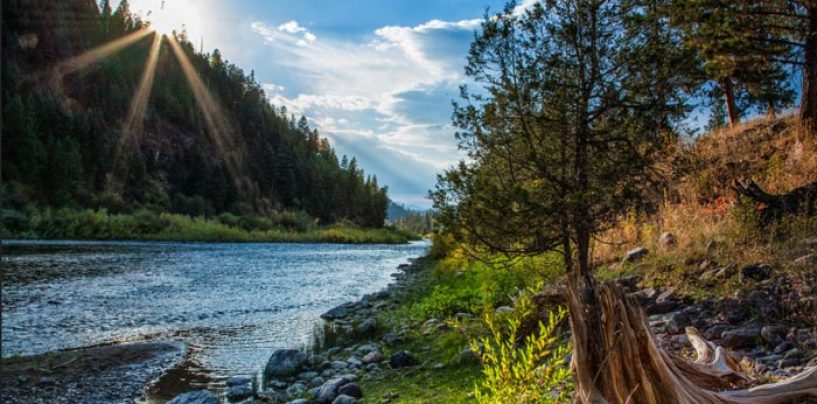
[129, 0, 536, 208]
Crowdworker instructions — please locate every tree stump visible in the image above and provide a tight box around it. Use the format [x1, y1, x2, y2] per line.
[566, 280, 817, 403]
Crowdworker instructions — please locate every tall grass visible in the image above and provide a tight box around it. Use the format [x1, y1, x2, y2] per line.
[1, 207, 419, 244]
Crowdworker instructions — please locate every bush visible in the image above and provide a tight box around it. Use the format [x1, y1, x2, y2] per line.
[472, 288, 572, 403]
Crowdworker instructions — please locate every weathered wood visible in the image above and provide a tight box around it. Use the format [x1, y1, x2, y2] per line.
[566, 281, 817, 403]
[732, 177, 817, 225]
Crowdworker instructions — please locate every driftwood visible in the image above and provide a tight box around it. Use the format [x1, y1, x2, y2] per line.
[566, 280, 817, 403]
[733, 177, 817, 225]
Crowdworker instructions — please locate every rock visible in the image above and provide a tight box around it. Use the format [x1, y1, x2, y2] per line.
[311, 376, 326, 387]
[454, 312, 472, 320]
[357, 318, 378, 336]
[631, 288, 657, 304]
[699, 269, 718, 283]
[362, 350, 382, 364]
[317, 375, 356, 403]
[721, 325, 762, 349]
[644, 300, 681, 315]
[494, 306, 513, 314]
[226, 376, 252, 387]
[289, 400, 309, 404]
[347, 356, 363, 367]
[784, 348, 802, 359]
[623, 247, 648, 263]
[389, 351, 418, 368]
[656, 288, 676, 303]
[739, 264, 772, 282]
[168, 390, 220, 404]
[356, 343, 378, 354]
[298, 371, 320, 380]
[615, 274, 643, 292]
[265, 349, 306, 379]
[332, 395, 360, 404]
[716, 263, 738, 279]
[777, 358, 802, 368]
[772, 341, 794, 355]
[270, 380, 289, 390]
[461, 347, 481, 363]
[761, 326, 787, 345]
[331, 361, 349, 369]
[364, 363, 381, 372]
[382, 333, 400, 346]
[337, 383, 363, 399]
[659, 232, 676, 248]
[322, 302, 355, 320]
[793, 254, 817, 266]
[226, 384, 254, 401]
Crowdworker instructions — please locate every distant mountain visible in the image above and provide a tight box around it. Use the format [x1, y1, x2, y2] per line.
[1, 0, 388, 228]
[387, 200, 417, 221]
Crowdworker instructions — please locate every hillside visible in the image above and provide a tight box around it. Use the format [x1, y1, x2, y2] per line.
[1, 0, 388, 229]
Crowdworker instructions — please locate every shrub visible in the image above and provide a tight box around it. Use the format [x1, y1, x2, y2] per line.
[472, 289, 572, 403]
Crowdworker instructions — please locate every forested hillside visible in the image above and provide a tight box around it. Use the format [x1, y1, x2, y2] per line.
[1, 0, 388, 229]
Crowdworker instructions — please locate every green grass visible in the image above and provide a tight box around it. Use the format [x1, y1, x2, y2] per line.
[1, 207, 419, 244]
[354, 253, 566, 403]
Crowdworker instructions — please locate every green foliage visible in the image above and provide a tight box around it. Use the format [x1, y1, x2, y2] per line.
[471, 292, 572, 404]
[0, 206, 414, 244]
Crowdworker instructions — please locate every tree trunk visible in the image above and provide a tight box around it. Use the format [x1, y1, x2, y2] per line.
[732, 177, 817, 225]
[800, 6, 817, 136]
[565, 280, 817, 403]
[723, 78, 740, 128]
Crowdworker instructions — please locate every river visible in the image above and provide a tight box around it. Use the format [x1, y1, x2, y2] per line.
[1, 239, 428, 399]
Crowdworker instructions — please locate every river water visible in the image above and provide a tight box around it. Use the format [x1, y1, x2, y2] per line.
[1, 239, 428, 397]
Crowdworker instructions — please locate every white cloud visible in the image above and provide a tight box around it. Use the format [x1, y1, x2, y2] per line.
[250, 16, 481, 203]
[278, 20, 306, 33]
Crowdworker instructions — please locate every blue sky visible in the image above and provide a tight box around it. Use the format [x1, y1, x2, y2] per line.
[129, 0, 536, 208]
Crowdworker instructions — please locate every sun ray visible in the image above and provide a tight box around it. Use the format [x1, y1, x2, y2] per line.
[112, 32, 163, 183]
[167, 35, 247, 197]
[49, 28, 153, 90]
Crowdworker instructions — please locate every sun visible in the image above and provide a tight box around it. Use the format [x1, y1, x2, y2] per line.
[136, 0, 204, 38]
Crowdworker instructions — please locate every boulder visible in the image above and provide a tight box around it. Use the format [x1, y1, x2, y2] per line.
[226, 375, 251, 387]
[761, 325, 787, 345]
[739, 264, 772, 282]
[356, 318, 378, 336]
[361, 350, 382, 364]
[226, 384, 253, 401]
[332, 395, 360, 404]
[721, 325, 762, 349]
[322, 302, 355, 320]
[494, 306, 513, 314]
[317, 375, 356, 403]
[659, 232, 677, 248]
[289, 399, 310, 404]
[265, 349, 306, 379]
[623, 247, 649, 263]
[389, 351, 418, 368]
[337, 383, 363, 399]
[382, 333, 401, 346]
[168, 390, 219, 404]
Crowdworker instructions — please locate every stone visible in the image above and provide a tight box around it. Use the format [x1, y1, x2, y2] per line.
[454, 312, 473, 320]
[656, 288, 676, 303]
[331, 361, 349, 369]
[761, 326, 787, 345]
[362, 350, 382, 364]
[168, 390, 220, 404]
[226, 384, 254, 401]
[778, 358, 802, 368]
[461, 347, 481, 363]
[364, 363, 381, 372]
[648, 310, 688, 334]
[298, 371, 320, 380]
[265, 349, 306, 379]
[382, 332, 400, 346]
[721, 325, 762, 349]
[317, 375, 356, 403]
[644, 300, 681, 315]
[739, 264, 772, 282]
[793, 254, 817, 266]
[623, 247, 648, 263]
[332, 395, 360, 404]
[322, 302, 355, 320]
[494, 306, 513, 314]
[631, 288, 657, 303]
[784, 348, 802, 359]
[357, 318, 378, 336]
[356, 344, 378, 354]
[389, 351, 418, 368]
[716, 263, 738, 279]
[289, 400, 310, 404]
[659, 232, 676, 248]
[226, 376, 252, 387]
[337, 383, 363, 399]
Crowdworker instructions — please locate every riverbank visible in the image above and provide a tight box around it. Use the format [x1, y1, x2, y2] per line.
[0, 342, 186, 404]
[1, 208, 418, 244]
